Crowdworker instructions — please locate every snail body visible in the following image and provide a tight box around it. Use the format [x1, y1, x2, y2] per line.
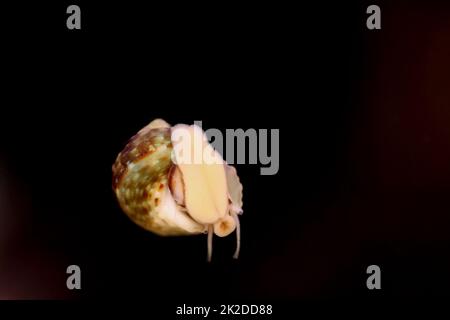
[112, 119, 243, 261]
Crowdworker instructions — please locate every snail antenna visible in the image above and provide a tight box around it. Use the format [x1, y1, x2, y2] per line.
[232, 213, 241, 259]
[207, 225, 213, 262]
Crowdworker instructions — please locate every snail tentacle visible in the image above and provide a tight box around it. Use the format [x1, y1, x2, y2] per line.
[207, 224, 214, 262]
[232, 212, 241, 259]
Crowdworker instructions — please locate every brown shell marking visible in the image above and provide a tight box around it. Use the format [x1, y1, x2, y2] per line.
[112, 127, 178, 234]
[112, 127, 171, 190]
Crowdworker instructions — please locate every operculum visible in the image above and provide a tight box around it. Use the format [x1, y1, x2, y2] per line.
[171, 124, 228, 225]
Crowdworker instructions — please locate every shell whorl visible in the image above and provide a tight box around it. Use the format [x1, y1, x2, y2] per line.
[112, 125, 205, 236]
[112, 127, 171, 191]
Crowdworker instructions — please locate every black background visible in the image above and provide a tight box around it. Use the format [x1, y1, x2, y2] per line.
[1, 0, 450, 304]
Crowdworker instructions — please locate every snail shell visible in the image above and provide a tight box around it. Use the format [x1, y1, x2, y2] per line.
[112, 119, 243, 261]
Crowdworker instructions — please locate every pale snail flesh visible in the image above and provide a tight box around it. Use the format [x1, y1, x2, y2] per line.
[112, 119, 243, 261]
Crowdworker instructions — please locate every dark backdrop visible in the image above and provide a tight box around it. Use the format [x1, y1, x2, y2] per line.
[1, 1, 449, 302]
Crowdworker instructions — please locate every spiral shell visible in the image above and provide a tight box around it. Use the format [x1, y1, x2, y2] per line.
[112, 119, 243, 261]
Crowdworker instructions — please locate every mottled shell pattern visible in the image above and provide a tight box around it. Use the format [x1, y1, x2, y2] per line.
[112, 119, 243, 261]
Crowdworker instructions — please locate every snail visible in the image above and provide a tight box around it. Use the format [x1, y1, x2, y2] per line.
[112, 119, 243, 262]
